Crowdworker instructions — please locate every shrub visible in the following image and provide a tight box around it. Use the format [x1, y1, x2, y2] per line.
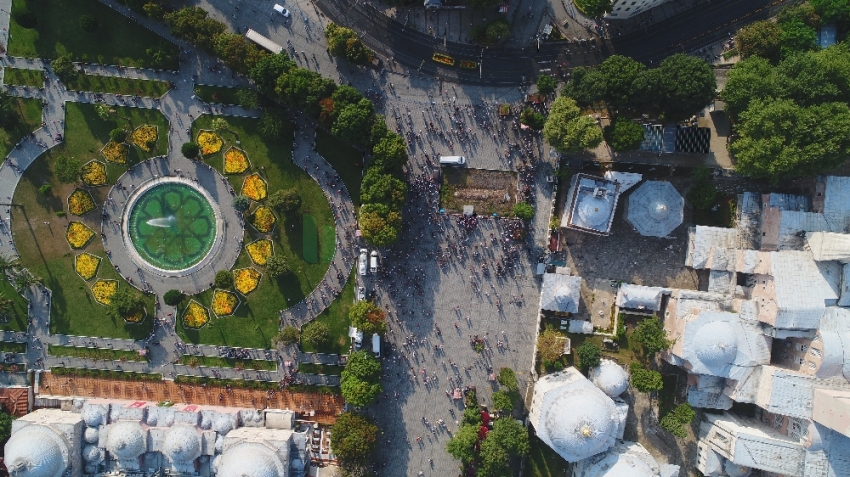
[660, 403, 696, 438]
[110, 128, 127, 143]
[55, 211, 66, 217]
[492, 390, 514, 413]
[79, 14, 98, 32]
[497, 367, 518, 391]
[577, 341, 601, 369]
[513, 202, 534, 220]
[632, 317, 672, 355]
[163, 290, 184, 306]
[37, 184, 52, 196]
[536, 75, 557, 96]
[214, 270, 234, 289]
[519, 107, 545, 130]
[275, 326, 300, 345]
[232, 195, 251, 212]
[266, 255, 289, 278]
[268, 189, 301, 214]
[604, 118, 645, 152]
[629, 363, 664, 392]
[51, 56, 77, 84]
[181, 142, 200, 159]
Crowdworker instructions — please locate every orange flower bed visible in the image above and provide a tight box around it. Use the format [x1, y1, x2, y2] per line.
[246, 239, 273, 266]
[241, 173, 267, 201]
[234, 268, 261, 295]
[212, 289, 239, 316]
[224, 147, 250, 174]
[251, 206, 276, 233]
[66, 222, 95, 249]
[68, 189, 96, 216]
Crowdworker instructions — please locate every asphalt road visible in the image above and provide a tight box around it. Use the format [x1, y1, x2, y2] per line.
[318, 0, 784, 85]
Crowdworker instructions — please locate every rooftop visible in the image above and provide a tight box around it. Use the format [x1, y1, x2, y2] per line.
[562, 174, 621, 236]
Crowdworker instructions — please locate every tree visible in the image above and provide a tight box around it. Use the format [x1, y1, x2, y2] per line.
[302, 322, 330, 347]
[543, 97, 603, 153]
[332, 99, 376, 150]
[478, 438, 510, 477]
[519, 108, 545, 130]
[599, 55, 645, 110]
[163, 7, 227, 51]
[250, 53, 295, 94]
[360, 168, 407, 209]
[265, 255, 289, 278]
[214, 270, 233, 289]
[536, 75, 557, 96]
[0, 255, 20, 274]
[604, 118, 645, 152]
[632, 317, 672, 355]
[163, 290, 184, 306]
[736, 20, 782, 62]
[777, 3, 821, 28]
[513, 202, 534, 220]
[211, 117, 230, 132]
[537, 328, 565, 365]
[267, 189, 302, 214]
[660, 403, 696, 438]
[51, 55, 77, 83]
[360, 203, 401, 247]
[232, 195, 251, 212]
[731, 99, 850, 181]
[110, 128, 127, 143]
[446, 423, 479, 466]
[79, 14, 98, 32]
[258, 108, 289, 139]
[654, 54, 716, 121]
[235, 89, 260, 109]
[810, 0, 849, 23]
[687, 181, 718, 210]
[779, 18, 818, 57]
[0, 410, 13, 445]
[577, 341, 601, 369]
[13, 269, 40, 292]
[330, 412, 378, 471]
[371, 133, 408, 172]
[181, 142, 199, 159]
[53, 156, 80, 184]
[274, 325, 300, 345]
[108, 287, 145, 319]
[485, 21, 510, 42]
[629, 363, 664, 392]
[343, 351, 381, 382]
[488, 417, 530, 457]
[341, 351, 382, 407]
[720, 56, 780, 120]
[576, 0, 612, 17]
[349, 301, 387, 336]
[325, 23, 372, 64]
[562, 66, 606, 107]
[497, 368, 518, 391]
[492, 390, 514, 413]
[777, 47, 850, 107]
[143, 2, 166, 20]
[213, 33, 267, 75]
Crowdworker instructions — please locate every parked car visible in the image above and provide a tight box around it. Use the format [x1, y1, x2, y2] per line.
[370, 250, 379, 273]
[273, 4, 291, 17]
[358, 249, 368, 275]
[357, 286, 366, 301]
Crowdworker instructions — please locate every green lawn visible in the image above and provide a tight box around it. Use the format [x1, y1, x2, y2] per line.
[8, 0, 179, 69]
[48, 344, 147, 362]
[64, 74, 171, 97]
[193, 85, 243, 105]
[524, 434, 568, 477]
[0, 342, 26, 353]
[536, 322, 641, 374]
[180, 354, 277, 371]
[0, 275, 32, 333]
[315, 129, 363, 206]
[0, 98, 44, 160]
[298, 363, 344, 375]
[11, 102, 164, 340]
[300, 269, 356, 355]
[4, 68, 43, 87]
[177, 116, 337, 349]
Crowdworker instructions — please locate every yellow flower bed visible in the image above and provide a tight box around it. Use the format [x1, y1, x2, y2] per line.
[74, 253, 101, 281]
[101, 141, 128, 164]
[212, 289, 239, 316]
[66, 222, 95, 249]
[68, 189, 96, 216]
[234, 268, 261, 295]
[131, 125, 158, 152]
[91, 279, 118, 305]
[197, 130, 223, 156]
[224, 147, 250, 174]
[246, 239, 273, 266]
[81, 161, 107, 186]
[252, 206, 276, 233]
[241, 173, 267, 201]
[183, 300, 210, 329]
[124, 309, 146, 324]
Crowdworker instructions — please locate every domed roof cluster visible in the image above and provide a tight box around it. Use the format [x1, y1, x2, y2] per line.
[693, 321, 739, 368]
[217, 443, 286, 477]
[590, 360, 630, 398]
[5, 425, 68, 477]
[106, 421, 145, 460]
[542, 387, 619, 462]
[164, 424, 202, 462]
[81, 405, 106, 427]
[575, 441, 666, 477]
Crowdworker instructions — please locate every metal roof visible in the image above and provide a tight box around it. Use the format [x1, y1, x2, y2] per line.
[562, 174, 620, 235]
[616, 284, 668, 311]
[541, 273, 582, 313]
[626, 181, 684, 237]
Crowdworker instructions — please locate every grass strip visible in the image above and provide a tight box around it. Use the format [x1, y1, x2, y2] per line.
[49, 345, 147, 362]
[4, 68, 42, 87]
[303, 213, 318, 264]
[0, 342, 26, 353]
[298, 363, 344, 375]
[49, 366, 162, 381]
[180, 354, 277, 371]
[194, 84, 242, 105]
[64, 74, 171, 97]
[300, 269, 356, 355]
[321, 225, 336, 263]
[315, 129, 362, 205]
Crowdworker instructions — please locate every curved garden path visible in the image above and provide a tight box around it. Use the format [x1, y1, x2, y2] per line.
[0, 0, 355, 384]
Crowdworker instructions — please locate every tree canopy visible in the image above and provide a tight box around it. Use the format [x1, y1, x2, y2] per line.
[537, 328, 565, 365]
[268, 189, 302, 214]
[652, 54, 717, 121]
[360, 168, 407, 209]
[302, 322, 330, 347]
[543, 97, 603, 153]
[371, 133, 408, 172]
[446, 423, 479, 466]
[598, 55, 645, 110]
[604, 118, 645, 152]
[536, 75, 557, 96]
[632, 317, 672, 355]
[576, 341, 601, 369]
[108, 287, 145, 320]
[575, 0, 612, 18]
[332, 99, 376, 150]
[250, 53, 295, 93]
[330, 412, 379, 472]
[736, 20, 782, 62]
[340, 351, 382, 407]
[561, 66, 606, 107]
[349, 301, 387, 336]
[629, 363, 664, 392]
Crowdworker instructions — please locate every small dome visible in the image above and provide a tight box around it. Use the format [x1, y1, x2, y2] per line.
[590, 360, 630, 398]
[163, 425, 201, 462]
[218, 443, 285, 477]
[578, 196, 611, 227]
[649, 200, 670, 220]
[106, 421, 145, 460]
[543, 387, 617, 462]
[694, 321, 738, 367]
[5, 425, 67, 477]
[212, 416, 233, 435]
[83, 427, 99, 444]
[82, 445, 101, 464]
[81, 405, 106, 427]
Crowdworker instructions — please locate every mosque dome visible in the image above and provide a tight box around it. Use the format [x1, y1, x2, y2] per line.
[83, 427, 99, 444]
[217, 443, 286, 477]
[212, 416, 233, 435]
[82, 445, 102, 464]
[578, 196, 611, 227]
[163, 424, 201, 462]
[542, 387, 617, 462]
[590, 360, 630, 398]
[649, 200, 670, 220]
[5, 425, 68, 477]
[105, 421, 145, 460]
[81, 405, 106, 427]
[694, 321, 738, 368]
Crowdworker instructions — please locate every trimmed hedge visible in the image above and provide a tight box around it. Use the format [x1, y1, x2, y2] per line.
[49, 366, 162, 381]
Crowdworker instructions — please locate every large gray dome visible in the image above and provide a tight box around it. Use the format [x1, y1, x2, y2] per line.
[694, 321, 738, 368]
[590, 360, 630, 398]
[5, 425, 68, 477]
[542, 387, 617, 462]
[578, 196, 612, 227]
[163, 424, 201, 462]
[82, 445, 102, 464]
[81, 405, 106, 427]
[106, 421, 145, 460]
[218, 443, 285, 477]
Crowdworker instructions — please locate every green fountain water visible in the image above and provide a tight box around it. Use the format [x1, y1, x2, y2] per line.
[128, 182, 216, 271]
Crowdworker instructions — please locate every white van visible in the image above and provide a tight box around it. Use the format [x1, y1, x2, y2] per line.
[358, 248, 368, 276]
[372, 333, 381, 358]
[273, 4, 291, 17]
[439, 156, 466, 166]
[370, 250, 379, 273]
